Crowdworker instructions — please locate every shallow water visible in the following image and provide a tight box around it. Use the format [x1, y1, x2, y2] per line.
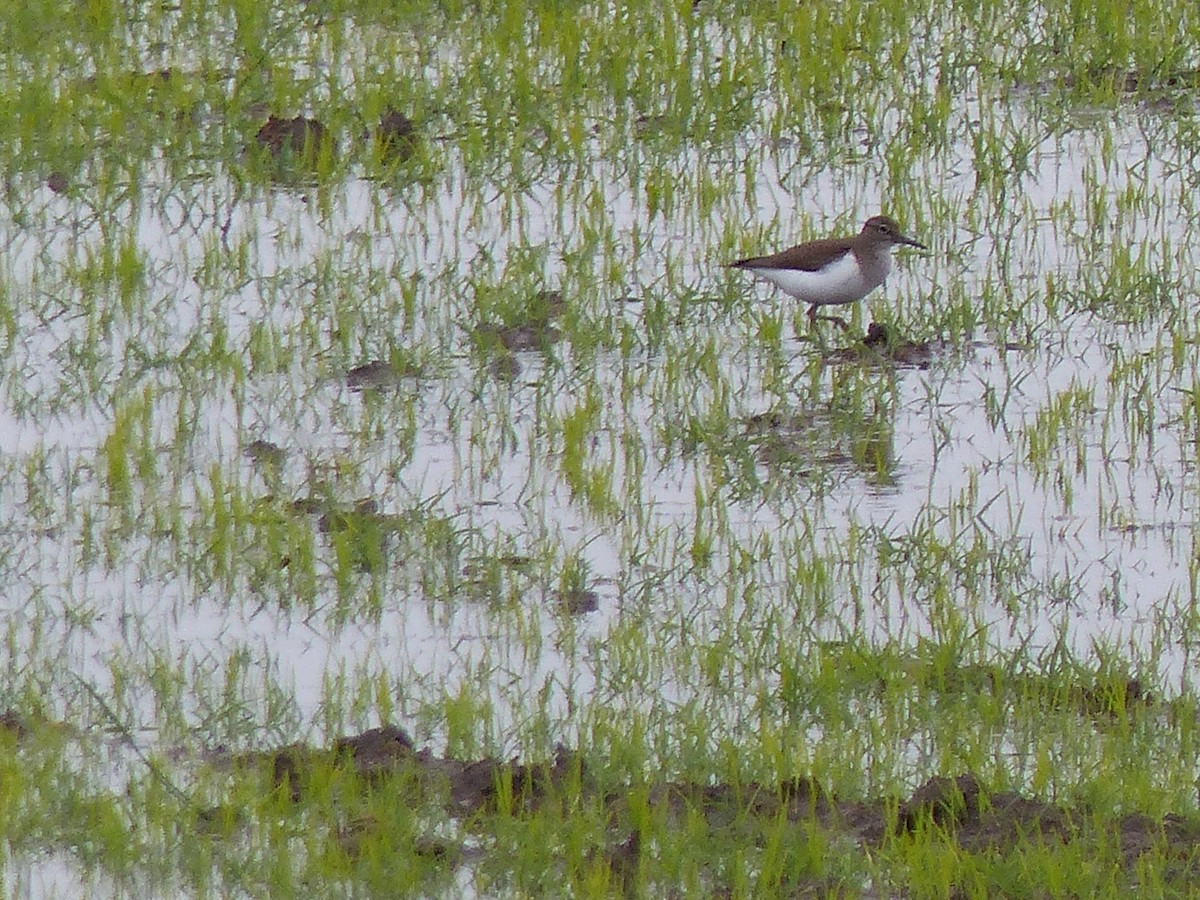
[1, 67, 1198, 781]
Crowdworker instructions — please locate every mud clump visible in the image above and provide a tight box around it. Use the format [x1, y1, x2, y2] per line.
[470, 289, 568, 354]
[370, 108, 421, 163]
[897, 773, 986, 832]
[827, 321, 940, 368]
[554, 586, 600, 615]
[471, 321, 561, 353]
[333, 724, 415, 777]
[255, 115, 332, 159]
[247, 727, 582, 817]
[345, 358, 422, 391]
[209, 728, 1200, 891]
[250, 115, 336, 180]
[0, 709, 34, 740]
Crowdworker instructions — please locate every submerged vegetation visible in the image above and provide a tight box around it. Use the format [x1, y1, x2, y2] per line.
[4, 0, 1200, 894]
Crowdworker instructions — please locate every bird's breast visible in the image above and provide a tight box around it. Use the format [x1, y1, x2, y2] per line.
[745, 252, 889, 306]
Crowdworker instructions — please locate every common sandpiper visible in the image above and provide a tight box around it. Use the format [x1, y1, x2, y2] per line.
[729, 215, 926, 330]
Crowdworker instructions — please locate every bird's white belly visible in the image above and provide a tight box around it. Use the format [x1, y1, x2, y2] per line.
[749, 253, 888, 307]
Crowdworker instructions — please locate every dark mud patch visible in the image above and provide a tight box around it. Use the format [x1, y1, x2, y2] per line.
[470, 289, 567, 354]
[315, 498, 404, 545]
[193, 803, 251, 838]
[240, 494, 445, 576]
[553, 586, 600, 615]
[235, 727, 587, 815]
[254, 115, 333, 160]
[336, 813, 462, 863]
[248, 115, 336, 181]
[281, 496, 396, 536]
[346, 360, 397, 390]
[878, 654, 1157, 724]
[1059, 64, 1200, 97]
[487, 351, 523, 381]
[471, 321, 562, 353]
[46, 171, 70, 194]
[367, 107, 421, 164]
[826, 322, 941, 368]
[243, 439, 287, 470]
[205, 726, 1200, 892]
[345, 358, 423, 391]
[0, 708, 38, 740]
[740, 405, 896, 484]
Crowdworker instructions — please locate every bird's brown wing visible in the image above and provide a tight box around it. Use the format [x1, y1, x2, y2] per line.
[729, 235, 855, 272]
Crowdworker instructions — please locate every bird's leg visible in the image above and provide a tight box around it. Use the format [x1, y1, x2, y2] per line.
[807, 305, 852, 333]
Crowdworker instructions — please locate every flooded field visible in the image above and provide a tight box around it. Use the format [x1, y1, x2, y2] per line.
[5, 0, 1200, 895]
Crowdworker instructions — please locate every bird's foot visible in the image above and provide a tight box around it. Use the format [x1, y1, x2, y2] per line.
[808, 309, 852, 333]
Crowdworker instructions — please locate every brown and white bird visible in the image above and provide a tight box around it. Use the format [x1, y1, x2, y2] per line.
[729, 215, 925, 329]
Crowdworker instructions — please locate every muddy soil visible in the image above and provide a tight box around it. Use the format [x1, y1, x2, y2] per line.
[214, 724, 1200, 891]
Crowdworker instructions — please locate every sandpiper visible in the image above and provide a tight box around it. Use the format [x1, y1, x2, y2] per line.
[729, 215, 925, 329]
